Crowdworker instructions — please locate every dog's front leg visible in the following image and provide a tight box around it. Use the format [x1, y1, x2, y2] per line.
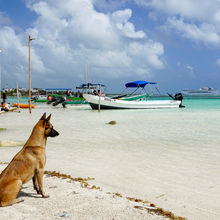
[36, 169, 49, 198]
[32, 173, 40, 194]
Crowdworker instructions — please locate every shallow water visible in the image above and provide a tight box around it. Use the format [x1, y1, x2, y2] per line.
[1, 98, 220, 219]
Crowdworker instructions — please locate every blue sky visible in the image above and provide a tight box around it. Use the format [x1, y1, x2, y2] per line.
[0, 0, 220, 93]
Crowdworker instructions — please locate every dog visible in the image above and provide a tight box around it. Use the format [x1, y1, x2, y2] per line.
[0, 113, 59, 207]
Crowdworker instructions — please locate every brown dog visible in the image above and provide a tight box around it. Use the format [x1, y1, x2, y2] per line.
[0, 113, 59, 207]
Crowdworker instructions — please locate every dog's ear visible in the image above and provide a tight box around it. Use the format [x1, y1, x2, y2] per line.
[43, 114, 51, 126]
[40, 112, 46, 120]
[45, 114, 51, 122]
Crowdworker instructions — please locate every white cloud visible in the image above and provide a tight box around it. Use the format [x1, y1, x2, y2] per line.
[112, 9, 146, 39]
[0, 0, 165, 88]
[135, 0, 220, 47]
[186, 65, 193, 71]
[135, 0, 219, 22]
[166, 17, 220, 45]
[0, 26, 47, 86]
[115, 21, 146, 39]
[112, 8, 131, 23]
[127, 42, 164, 69]
[30, 0, 120, 50]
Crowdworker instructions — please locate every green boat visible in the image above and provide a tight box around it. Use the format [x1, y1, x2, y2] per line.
[34, 95, 87, 104]
[33, 88, 88, 104]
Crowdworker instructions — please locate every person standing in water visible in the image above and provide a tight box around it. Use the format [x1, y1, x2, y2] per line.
[2, 91, 7, 106]
[66, 89, 70, 97]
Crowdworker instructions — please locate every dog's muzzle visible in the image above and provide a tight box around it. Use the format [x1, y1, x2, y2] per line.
[48, 128, 59, 137]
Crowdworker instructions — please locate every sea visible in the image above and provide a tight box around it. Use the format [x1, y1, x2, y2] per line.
[1, 97, 220, 220]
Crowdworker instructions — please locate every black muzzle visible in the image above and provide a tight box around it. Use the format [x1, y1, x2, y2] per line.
[48, 128, 59, 137]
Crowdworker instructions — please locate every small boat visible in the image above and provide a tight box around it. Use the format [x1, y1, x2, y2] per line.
[13, 103, 35, 109]
[33, 88, 72, 103]
[33, 88, 88, 105]
[32, 95, 47, 102]
[44, 84, 103, 107]
[83, 81, 184, 110]
[181, 87, 220, 97]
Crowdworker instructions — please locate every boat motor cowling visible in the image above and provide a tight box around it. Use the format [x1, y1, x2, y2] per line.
[174, 93, 185, 108]
[174, 93, 183, 101]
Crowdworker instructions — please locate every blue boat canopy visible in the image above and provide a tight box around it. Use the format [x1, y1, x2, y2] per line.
[125, 80, 157, 88]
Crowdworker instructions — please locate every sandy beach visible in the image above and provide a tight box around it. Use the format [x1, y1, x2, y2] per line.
[1, 103, 220, 219]
[0, 163, 183, 220]
[0, 109, 186, 220]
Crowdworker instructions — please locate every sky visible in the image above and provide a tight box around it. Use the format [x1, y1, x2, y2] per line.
[0, 0, 220, 93]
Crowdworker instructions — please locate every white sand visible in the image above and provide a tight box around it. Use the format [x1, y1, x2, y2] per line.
[1, 106, 220, 219]
[0, 164, 170, 220]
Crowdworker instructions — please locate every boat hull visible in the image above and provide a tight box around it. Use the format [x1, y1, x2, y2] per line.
[34, 96, 88, 104]
[83, 94, 181, 109]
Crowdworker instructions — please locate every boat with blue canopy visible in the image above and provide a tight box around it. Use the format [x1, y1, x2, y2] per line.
[83, 80, 184, 110]
[111, 80, 159, 101]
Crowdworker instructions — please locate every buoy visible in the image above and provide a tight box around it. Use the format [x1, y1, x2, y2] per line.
[13, 103, 35, 109]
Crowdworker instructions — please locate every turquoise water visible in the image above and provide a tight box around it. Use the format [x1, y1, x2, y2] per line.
[1, 96, 220, 219]
[183, 98, 220, 110]
[146, 96, 220, 110]
[7, 96, 220, 110]
[179, 98, 220, 110]
[7, 97, 29, 104]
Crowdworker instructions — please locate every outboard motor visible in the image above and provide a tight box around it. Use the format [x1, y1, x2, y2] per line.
[47, 96, 59, 104]
[62, 96, 67, 108]
[62, 101, 67, 108]
[174, 93, 185, 108]
[52, 96, 66, 106]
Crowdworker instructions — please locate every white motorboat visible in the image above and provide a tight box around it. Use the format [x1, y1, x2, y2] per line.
[83, 81, 183, 110]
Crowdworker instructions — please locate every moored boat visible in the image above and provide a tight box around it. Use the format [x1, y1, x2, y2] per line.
[83, 81, 183, 110]
[83, 94, 181, 109]
[42, 84, 103, 107]
[33, 88, 88, 105]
